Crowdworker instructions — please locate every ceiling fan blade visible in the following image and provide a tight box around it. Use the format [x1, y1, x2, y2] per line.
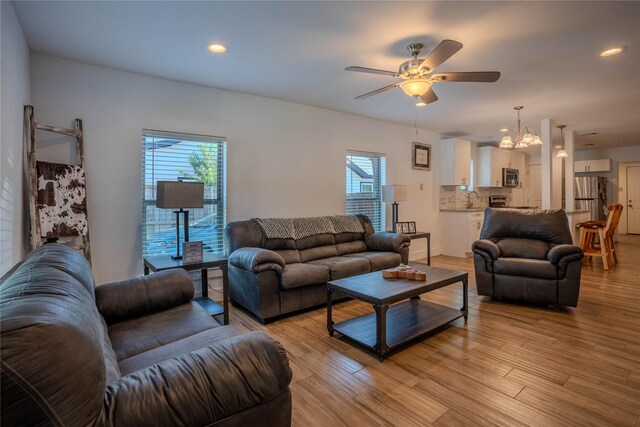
[420, 88, 438, 104]
[431, 71, 501, 82]
[345, 66, 398, 77]
[354, 83, 399, 99]
[418, 39, 463, 72]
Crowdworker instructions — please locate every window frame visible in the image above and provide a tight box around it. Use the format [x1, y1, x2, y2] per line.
[345, 150, 386, 232]
[141, 129, 227, 257]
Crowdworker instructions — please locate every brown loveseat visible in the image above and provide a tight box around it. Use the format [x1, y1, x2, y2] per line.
[225, 214, 410, 323]
[1, 244, 292, 426]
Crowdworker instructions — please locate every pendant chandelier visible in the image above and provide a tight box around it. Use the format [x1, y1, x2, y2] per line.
[557, 125, 568, 158]
[499, 106, 542, 149]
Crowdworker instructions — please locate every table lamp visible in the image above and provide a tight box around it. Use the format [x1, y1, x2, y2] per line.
[381, 184, 407, 232]
[156, 181, 204, 259]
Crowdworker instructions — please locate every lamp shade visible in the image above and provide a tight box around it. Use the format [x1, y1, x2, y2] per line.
[399, 79, 433, 97]
[156, 181, 204, 208]
[381, 184, 408, 203]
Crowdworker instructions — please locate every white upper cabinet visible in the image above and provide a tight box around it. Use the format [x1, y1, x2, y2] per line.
[502, 150, 516, 169]
[440, 139, 471, 186]
[477, 146, 503, 187]
[477, 147, 526, 187]
[575, 159, 611, 173]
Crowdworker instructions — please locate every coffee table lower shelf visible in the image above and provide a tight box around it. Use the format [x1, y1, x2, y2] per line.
[332, 299, 464, 361]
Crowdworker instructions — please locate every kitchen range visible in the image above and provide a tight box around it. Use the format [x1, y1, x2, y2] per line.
[489, 195, 536, 210]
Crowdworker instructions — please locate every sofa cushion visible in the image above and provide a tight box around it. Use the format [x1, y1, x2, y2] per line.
[493, 258, 558, 280]
[336, 240, 367, 255]
[299, 244, 339, 262]
[118, 326, 242, 375]
[264, 238, 297, 251]
[308, 256, 370, 280]
[274, 249, 302, 264]
[280, 263, 331, 290]
[296, 233, 336, 250]
[497, 238, 550, 260]
[344, 251, 402, 271]
[108, 302, 218, 360]
[335, 232, 365, 243]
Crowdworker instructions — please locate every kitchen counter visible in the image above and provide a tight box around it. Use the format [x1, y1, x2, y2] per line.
[440, 208, 486, 212]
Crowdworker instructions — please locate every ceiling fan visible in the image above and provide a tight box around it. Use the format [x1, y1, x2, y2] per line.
[346, 40, 501, 106]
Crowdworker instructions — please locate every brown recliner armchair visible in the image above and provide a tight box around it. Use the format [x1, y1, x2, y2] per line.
[471, 208, 583, 307]
[1, 244, 292, 426]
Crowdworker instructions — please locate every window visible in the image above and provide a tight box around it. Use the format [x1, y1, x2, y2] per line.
[142, 130, 226, 257]
[346, 151, 386, 232]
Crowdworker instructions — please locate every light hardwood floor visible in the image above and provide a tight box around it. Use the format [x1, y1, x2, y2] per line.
[218, 235, 640, 426]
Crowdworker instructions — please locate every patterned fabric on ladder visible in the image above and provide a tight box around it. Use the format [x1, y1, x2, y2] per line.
[36, 161, 88, 238]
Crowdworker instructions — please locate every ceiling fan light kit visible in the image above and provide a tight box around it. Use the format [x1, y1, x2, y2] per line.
[399, 79, 433, 97]
[500, 106, 542, 149]
[346, 39, 500, 106]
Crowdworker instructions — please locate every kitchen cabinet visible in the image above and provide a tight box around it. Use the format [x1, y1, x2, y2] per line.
[477, 146, 503, 187]
[502, 150, 516, 169]
[516, 152, 526, 187]
[575, 159, 611, 173]
[477, 147, 526, 188]
[441, 211, 485, 258]
[440, 138, 471, 186]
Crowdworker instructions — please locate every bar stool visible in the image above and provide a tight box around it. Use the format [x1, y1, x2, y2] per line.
[576, 204, 623, 270]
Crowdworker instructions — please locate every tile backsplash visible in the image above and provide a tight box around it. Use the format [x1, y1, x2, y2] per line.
[439, 186, 512, 210]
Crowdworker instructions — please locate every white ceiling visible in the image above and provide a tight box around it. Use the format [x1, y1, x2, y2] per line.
[13, 1, 640, 150]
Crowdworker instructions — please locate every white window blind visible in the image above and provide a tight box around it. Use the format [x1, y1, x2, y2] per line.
[346, 151, 386, 232]
[141, 130, 227, 257]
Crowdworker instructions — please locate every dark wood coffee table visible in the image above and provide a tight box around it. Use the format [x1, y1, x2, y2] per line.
[327, 265, 468, 361]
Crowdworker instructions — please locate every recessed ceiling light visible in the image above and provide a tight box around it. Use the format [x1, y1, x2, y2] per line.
[208, 43, 227, 53]
[415, 101, 426, 107]
[500, 128, 508, 132]
[599, 46, 626, 57]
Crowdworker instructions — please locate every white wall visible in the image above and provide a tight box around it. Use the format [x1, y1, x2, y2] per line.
[1, 1, 31, 276]
[31, 54, 443, 283]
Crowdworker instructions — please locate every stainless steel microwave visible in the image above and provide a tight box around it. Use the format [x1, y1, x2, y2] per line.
[503, 168, 520, 187]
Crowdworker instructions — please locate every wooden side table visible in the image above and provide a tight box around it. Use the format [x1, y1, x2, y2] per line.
[408, 231, 431, 265]
[143, 253, 229, 325]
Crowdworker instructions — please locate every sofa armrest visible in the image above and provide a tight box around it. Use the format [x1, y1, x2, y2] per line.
[98, 332, 292, 427]
[472, 240, 501, 261]
[365, 232, 410, 253]
[547, 244, 583, 274]
[229, 247, 285, 274]
[96, 269, 194, 325]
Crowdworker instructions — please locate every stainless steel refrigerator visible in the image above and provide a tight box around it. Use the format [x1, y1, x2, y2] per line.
[574, 176, 607, 221]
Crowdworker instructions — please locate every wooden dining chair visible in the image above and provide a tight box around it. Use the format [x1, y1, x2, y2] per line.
[577, 204, 623, 270]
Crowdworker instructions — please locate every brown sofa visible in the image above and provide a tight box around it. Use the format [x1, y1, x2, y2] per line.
[224, 214, 410, 323]
[1, 244, 292, 426]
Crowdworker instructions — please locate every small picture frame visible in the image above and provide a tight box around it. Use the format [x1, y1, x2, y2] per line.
[395, 222, 403, 233]
[412, 142, 431, 171]
[407, 222, 417, 234]
[401, 223, 410, 234]
[183, 241, 203, 264]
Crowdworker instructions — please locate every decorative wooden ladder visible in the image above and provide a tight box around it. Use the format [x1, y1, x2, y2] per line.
[24, 105, 91, 263]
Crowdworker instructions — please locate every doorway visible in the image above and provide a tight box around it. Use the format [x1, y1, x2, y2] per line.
[628, 166, 640, 234]
[525, 163, 542, 208]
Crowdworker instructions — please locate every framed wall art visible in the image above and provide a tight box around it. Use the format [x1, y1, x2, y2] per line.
[412, 142, 431, 171]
